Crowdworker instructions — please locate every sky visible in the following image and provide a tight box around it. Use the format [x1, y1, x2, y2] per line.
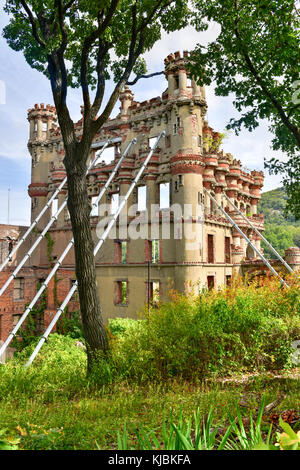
[0, 5, 285, 226]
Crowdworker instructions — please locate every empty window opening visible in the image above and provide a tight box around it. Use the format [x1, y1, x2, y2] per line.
[91, 196, 98, 217]
[225, 236, 231, 263]
[115, 144, 121, 157]
[210, 196, 215, 214]
[14, 277, 24, 301]
[121, 241, 127, 264]
[37, 278, 45, 289]
[152, 240, 160, 264]
[149, 281, 160, 306]
[8, 241, 13, 254]
[175, 75, 179, 89]
[42, 122, 47, 132]
[207, 234, 214, 264]
[111, 193, 120, 214]
[149, 137, 158, 149]
[97, 146, 115, 164]
[173, 116, 181, 135]
[13, 314, 22, 327]
[207, 276, 215, 291]
[178, 174, 183, 186]
[186, 77, 192, 87]
[51, 198, 58, 217]
[138, 186, 147, 211]
[159, 182, 170, 209]
[226, 275, 232, 287]
[198, 192, 203, 205]
[246, 244, 255, 259]
[115, 281, 128, 305]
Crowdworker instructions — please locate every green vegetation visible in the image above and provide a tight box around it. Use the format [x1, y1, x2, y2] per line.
[0, 278, 299, 450]
[258, 187, 300, 258]
[115, 400, 300, 451]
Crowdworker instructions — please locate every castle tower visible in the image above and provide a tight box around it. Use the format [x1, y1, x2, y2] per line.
[163, 51, 207, 286]
[27, 104, 57, 265]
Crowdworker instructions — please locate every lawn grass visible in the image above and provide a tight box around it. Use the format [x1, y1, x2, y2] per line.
[0, 371, 299, 450]
[1, 277, 299, 450]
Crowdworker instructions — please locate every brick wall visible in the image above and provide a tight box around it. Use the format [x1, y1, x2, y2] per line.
[0, 267, 79, 341]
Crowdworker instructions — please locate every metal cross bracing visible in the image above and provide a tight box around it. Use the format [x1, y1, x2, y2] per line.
[0, 138, 123, 297]
[221, 192, 294, 275]
[0, 137, 134, 359]
[204, 188, 289, 288]
[25, 131, 165, 367]
[0, 138, 122, 276]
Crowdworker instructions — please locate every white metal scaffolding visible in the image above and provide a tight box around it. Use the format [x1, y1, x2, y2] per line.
[0, 137, 134, 359]
[222, 192, 294, 274]
[25, 132, 165, 367]
[0, 138, 121, 289]
[204, 188, 289, 288]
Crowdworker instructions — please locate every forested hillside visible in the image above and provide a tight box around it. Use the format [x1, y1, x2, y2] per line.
[258, 188, 300, 259]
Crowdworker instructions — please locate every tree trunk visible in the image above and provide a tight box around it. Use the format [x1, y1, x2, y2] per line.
[64, 147, 109, 373]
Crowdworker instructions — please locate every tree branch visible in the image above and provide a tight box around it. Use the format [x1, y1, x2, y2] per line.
[126, 70, 164, 85]
[20, 0, 46, 47]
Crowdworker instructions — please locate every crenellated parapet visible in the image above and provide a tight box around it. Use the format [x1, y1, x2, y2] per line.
[28, 103, 57, 143]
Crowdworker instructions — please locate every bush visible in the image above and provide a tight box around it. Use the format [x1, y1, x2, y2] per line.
[0, 334, 87, 402]
[1, 276, 299, 389]
[106, 276, 300, 382]
[108, 317, 142, 337]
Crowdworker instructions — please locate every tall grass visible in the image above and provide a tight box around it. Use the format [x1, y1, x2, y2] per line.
[106, 275, 300, 382]
[1, 275, 299, 394]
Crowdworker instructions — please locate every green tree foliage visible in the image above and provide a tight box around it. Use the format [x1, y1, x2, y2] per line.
[262, 225, 294, 258]
[258, 187, 300, 257]
[189, 0, 300, 217]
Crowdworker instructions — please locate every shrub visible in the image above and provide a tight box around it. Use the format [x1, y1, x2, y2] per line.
[108, 317, 142, 337]
[0, 334, 87, 402]
[107, 276, 300, 382]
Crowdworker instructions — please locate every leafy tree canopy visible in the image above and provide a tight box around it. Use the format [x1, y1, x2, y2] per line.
[189, 0, 300, 218]
[258, 187, 300, 257]
[3, 0, 191, 144]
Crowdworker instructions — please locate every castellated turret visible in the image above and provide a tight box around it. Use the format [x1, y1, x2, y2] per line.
[27, 104, 58, 261]
[28, 103, 57, 142]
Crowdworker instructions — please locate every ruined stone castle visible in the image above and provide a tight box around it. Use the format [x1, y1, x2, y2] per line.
[1, 51, 299, 342]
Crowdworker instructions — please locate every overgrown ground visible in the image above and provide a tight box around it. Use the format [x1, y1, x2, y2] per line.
[0, 276, 299, 450]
